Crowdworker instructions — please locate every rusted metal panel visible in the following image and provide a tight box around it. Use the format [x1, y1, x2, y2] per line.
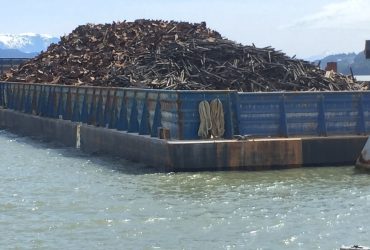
[243, 138, 302, 167]
[159, 91, 179, 139]
[325, 62, 338, 72]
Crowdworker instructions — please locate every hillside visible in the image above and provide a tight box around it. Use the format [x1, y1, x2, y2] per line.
[315, 52, 370, 75]
[0, 48, 37, 58]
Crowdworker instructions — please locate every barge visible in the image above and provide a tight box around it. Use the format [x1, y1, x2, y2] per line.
[0, 81, 368, 171]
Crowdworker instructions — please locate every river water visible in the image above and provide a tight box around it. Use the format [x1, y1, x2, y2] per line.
[1, 130, 370, 250]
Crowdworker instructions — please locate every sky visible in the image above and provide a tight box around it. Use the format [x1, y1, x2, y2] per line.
[1, 0, 370, 59]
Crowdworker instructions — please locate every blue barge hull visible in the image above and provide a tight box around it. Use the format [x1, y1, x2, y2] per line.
[0, 81, 369, 171]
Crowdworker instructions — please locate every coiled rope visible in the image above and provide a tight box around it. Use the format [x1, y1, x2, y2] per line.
[198, 100, 212, 139]
[198, 98, 225, 139]
[210, 98, 225, 138]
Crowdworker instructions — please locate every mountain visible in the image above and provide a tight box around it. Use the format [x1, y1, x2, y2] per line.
[313, 52, 370, 75]
[0, 48, 37, 58]
[0, 33, 59, 53]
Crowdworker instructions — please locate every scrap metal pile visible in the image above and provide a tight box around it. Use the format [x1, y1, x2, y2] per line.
[1, 20, 363, 91]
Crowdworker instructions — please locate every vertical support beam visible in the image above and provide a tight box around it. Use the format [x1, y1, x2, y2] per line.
[64, 88, 72, 120]
[88, 89, 97, 125]
[57, 86, 64, 119]
[42, 86, 50, 116]
[223, 93, 234, 139]
[19, 84, 25, 112]
[46, 86, 54, 117]
[279, 95, 288, 137]
[25, 84, 32, 114]
[13, 84, 20, 110]
[357, 93, 366, 135]
[31, 85, 38, 114]
[104, 90, 112, 127]
[317, 94, 327, 136]
[52, 87, 58, 118]
[139, 93, 150, 135]
[37, 86, 45, 116]
[96, 89, 104, 127]
[72, 88, 80, 122]
[81, 89, 89, 124]
[109, 91, 118, 129]
[117, 91, 128, 131]
[0, 83, 3, 107]
[151, 94, 162, 137]
[128, 94, 139, 133]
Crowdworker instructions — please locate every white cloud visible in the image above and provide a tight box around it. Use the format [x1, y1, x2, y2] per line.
[283, 0, 370, 29]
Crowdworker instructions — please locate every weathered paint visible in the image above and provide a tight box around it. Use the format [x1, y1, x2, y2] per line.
[0, 108, 367, 171]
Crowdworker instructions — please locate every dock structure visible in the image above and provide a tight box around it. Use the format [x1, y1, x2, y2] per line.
[0, 81, 368, 171]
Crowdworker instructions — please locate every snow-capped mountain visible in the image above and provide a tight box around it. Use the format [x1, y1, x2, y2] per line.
[0, 33, 60, 53]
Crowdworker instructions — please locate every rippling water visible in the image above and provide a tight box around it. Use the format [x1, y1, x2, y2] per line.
[1, 130, 370, 249]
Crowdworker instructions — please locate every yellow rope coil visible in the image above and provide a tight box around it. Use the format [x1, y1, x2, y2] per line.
[198, 100, 212, 139]
[198, 99, 225, 139]
[210, 98, 225, 138]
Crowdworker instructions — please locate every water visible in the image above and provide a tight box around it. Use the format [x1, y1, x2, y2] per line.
[1, 130, 370, 250]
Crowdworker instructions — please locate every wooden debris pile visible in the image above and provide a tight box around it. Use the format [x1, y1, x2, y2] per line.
[1, 19, 364, 91]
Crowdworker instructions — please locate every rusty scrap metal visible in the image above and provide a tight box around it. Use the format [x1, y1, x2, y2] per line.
[1, 19, 364, 91]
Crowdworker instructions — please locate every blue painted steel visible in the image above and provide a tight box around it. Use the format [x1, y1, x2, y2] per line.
[103, 90, 112, 126]
[323, 92, 358, 135]
[25, 85, 32, 114]
[108, 92, 118, 129]
[4, 81, 370, 139]
[128, 97, 139, 133]
[81, 90, 89, 123]
[46, 86, 54, 117]
[72, 89, 80, 122]
[362, 92, 370, 133]
[13, 85, 19, 111]
[283, 93, 320, 136]
[88, 89, 97, 125]
[238, 93, 281, 137]
[14, 85, 20, 111]
[139, 95, 150, 135]
[6, 83, 12, 108]
[178, 91, 234, 140]
[357, 94, 366, 134]
[42, 86, 50, 116]
[63, 88, 72, 120]
[37, 86, 45, 115]
[0, 83, 3, 107]
[96, 90, 104, 127]
[279, 95, 288, 137]
[151, 96, 162, 137]
[117, 92, 128, 131]
[57, 87, 64, 118]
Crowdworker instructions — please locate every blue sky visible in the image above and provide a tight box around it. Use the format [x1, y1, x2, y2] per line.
[1, 0, 369, 59]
